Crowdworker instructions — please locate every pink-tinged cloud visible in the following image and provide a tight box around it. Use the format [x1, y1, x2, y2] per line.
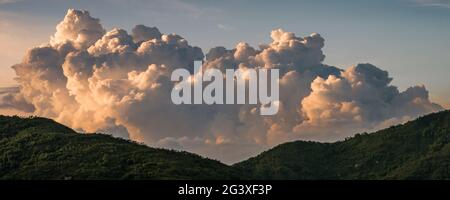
[0, 9, 442, 164]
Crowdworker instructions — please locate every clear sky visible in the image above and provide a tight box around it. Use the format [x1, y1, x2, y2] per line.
[1, 0, 449, 107]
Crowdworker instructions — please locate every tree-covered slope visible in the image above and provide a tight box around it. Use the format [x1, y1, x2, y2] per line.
[235, 110, 450, 180]
[1, 110, 449, 180]
[0, 116, 240, 180]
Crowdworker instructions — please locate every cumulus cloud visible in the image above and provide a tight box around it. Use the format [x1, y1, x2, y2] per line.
[0, 9, 443, 164]
[51, 9, 105, 49]
[295, 64, 442, 141]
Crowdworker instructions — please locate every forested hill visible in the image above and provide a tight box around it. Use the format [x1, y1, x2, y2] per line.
[235, 110, 450, 180]
[0, 115, 240, 179]
[1, 110, 449, 179]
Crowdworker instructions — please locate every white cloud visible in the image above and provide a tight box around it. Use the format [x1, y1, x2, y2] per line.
[0, 0, 22, 4]
[217, 24, 234, 32]
[0, 9, 443, 164]
[415, 0, 450, 8]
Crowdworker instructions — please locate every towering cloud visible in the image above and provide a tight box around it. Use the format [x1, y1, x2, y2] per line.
[0, 9, 443, 164]
[51, 9, 105, 49]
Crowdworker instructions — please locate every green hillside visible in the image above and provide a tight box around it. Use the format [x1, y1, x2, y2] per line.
[235, 110, 450, 180]
[0, 116, 240, 180]
[1, 110, 449, 180]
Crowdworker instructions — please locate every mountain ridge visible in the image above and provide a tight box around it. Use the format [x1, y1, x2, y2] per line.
[0, 115, 241, 179]
[1, 110, 449, 179]
[235, 110, 450, 179]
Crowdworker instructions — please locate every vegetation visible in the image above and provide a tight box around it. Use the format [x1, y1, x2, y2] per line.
[0, 116, 240, 179]
[235, 110, 450, 180]
[1, 110, 449, 179]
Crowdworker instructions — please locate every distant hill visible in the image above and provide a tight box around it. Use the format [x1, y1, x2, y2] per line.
[1, 110, 449, 180]
[0, 116, 240, 179]
[235, 110, 450, 180]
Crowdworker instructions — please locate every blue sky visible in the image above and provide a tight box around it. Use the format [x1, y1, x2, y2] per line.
[0, 0, 449, 107]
